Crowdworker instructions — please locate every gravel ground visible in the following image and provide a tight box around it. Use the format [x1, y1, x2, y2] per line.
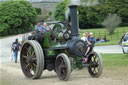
[0, 62, 128, 85]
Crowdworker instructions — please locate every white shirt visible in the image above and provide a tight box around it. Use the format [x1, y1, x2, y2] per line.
[81, 36, 88, 42]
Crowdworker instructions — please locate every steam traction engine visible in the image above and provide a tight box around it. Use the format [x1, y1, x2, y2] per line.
[20, 4, 103, 81]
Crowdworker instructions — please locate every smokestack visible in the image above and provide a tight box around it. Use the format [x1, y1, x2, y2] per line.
[69, 4, 79, 37]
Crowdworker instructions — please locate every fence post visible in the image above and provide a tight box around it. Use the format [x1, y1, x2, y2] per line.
[94, 31, 95, 38]
[105, 31, 106, 39]
[99, 31, 100, 37]
[117, 31, 118, 39]
[111, 34, 112, 39]
[123, 28, 125, 34]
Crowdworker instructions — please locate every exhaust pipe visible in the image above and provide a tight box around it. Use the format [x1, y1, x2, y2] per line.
[69, 4, 79, 37]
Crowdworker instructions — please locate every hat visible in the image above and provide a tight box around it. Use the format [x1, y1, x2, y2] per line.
[90, 32, 93, 35]
[83, 33, 85, 36]
[28, 33, 32, 36]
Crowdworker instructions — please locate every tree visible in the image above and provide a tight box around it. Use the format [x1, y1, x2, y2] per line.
[102, 13, 122, 34]
[54, 0, 70, 21]
[54, 1, 65, 21]
[0, 1, 37, 36]
[54, 0, 128, 29]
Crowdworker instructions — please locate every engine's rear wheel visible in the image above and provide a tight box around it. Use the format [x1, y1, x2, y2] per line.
[20, 40, 44, 79]
[87, 52, 103, 78]
[55, 53, 71, 81]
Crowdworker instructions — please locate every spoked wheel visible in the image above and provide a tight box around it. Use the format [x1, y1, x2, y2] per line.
[87, 52, 103, 78]
[20, 40, 44, 79]
[55, 53, 71, 81]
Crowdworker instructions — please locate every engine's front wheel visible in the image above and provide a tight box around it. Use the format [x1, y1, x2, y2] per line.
[55, 53, 71, 81]
[20, 40, 44, 79]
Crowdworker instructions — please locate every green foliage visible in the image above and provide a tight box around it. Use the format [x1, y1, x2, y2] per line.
[0, 1, 37, 36]
[36, 12, 51, 22]
[35, 8, 41, 15]
[36, 15, 43, 22]
[48, 11, 52, 16]
[54, 1, 65, 21]
[54, 0, 70, 21]
[102, 13, 122, 34]
[79, 0, 128, 28]
[55, 0, 128, 28]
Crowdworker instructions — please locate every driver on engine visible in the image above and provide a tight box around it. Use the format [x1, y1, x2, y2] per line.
[34, 21, 49, 42]
[35, 21, 48, 34]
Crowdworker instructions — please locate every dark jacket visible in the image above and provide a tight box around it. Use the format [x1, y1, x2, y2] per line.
[88, 37, 96, 47]
[11, 42, 21, 51]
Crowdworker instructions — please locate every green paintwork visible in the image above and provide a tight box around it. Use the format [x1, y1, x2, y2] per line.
[43, 32, 51, 48]
[47, 49, 56, 56]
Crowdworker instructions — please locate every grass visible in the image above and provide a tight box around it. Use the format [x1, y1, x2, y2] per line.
[101, 53, 128, 69]
[99, 53, 128, 79]
[80, 27, 128, 45]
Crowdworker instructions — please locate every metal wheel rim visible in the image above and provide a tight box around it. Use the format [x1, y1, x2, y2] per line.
[21, 43, 37, 77]
[56, 57, 67, 80]
[55, 53, 71, 81]
[20, 40, 44, 79]
[88, 52, 103, 77]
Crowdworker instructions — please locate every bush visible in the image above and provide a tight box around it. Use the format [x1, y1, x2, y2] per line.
[0, 1, 37, 36]
[35, 8, 41, 15]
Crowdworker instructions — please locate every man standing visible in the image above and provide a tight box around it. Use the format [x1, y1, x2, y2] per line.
[11, 38, 21, 63]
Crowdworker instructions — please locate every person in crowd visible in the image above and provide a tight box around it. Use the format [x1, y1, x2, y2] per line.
[86, 32, 90, 40]
[83, 33, 96, 63]
[103, 35, 109, 42]
[11, 38, 21, 63]
[96, 37, 101, 42]
[119, 34, 125, 45]
[81, 33, 88, 42]
[96, 36, 109, 43]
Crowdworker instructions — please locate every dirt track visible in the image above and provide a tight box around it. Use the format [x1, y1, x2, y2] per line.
[0, 62, 128, 85]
